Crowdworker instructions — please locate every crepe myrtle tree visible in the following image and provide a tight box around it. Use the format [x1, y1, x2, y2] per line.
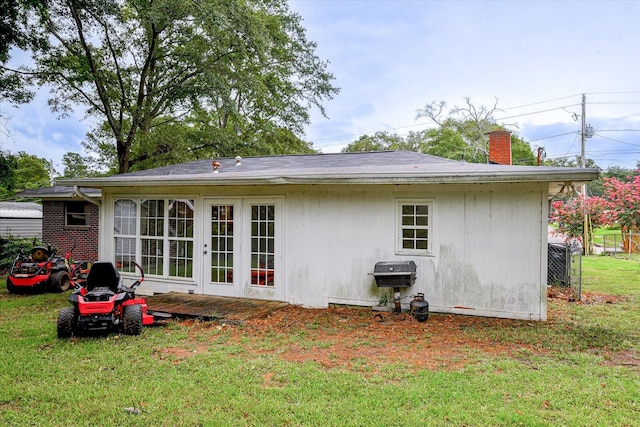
[599, 176, 640, 252]
[550, 196, 607, 241]
[551, 175, 640, 253]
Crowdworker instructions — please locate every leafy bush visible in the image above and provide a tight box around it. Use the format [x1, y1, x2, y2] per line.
[0, 236, 42, 272]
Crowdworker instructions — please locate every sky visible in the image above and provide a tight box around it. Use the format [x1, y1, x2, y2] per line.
[2, 0, 640, 173]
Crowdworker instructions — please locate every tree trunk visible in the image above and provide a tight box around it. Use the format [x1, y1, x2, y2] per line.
[622, 233, 639, 254]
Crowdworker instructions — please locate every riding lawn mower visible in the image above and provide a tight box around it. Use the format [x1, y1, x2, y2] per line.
[6, 244, 76, 293]
[57, 261, 159, 338]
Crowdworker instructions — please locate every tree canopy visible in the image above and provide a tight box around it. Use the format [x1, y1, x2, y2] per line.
[0, 0, 47, 104]
[7, 0, 338, 173]
[0, 151, 50, 200]
[342, 98, 537, 166]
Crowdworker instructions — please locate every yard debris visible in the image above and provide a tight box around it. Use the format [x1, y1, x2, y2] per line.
[124, 403, 147, 415]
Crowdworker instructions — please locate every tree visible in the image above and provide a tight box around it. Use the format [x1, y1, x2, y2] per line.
[341, 131, 408, 153]
[60, 152, 105, 178]
[0, 0, 47, 104]
[586, 166, 638, 197]
[419, 127, 467, 160]
[549, 196, 606, 240]
[14, 152, 50, 191]
[510, 134, 537, 166]
[0, 151, 49, 199]
[0, 150, 18, 200]
[599, 176, 640, 234]
[416, 97, 501, 163]
[551, 176, 640, 253]
[544, 155, 598, 169]
[15, 0, 338, 173]
[341, 123, 536, 166]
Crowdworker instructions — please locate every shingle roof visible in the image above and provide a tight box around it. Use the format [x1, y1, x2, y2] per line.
[0, 202, 43, 219]
[16, 186, 102, 199]
[57, 151, 599, 188]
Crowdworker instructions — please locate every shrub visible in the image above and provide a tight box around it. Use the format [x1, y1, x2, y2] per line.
[0, 236, 42, 272]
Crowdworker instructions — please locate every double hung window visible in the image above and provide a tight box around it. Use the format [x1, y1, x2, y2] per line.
[114, 198, 194, 277]
[397, 200, 433, 255]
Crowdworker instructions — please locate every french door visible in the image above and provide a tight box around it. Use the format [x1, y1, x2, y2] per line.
[203, 198, 282, 300]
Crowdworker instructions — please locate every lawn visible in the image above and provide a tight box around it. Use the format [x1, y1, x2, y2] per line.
[0, 255, 638, 426]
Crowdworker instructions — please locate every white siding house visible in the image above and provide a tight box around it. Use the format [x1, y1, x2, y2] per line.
[60, 151, 599, 320]
[0, 202, 43, 238]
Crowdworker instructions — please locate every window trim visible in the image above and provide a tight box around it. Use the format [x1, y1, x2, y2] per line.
[396, 199, 434, 256]
[114, 198, 194, 279]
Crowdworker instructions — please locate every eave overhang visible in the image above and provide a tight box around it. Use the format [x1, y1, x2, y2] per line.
[55, 151, 599, 195]
[58, 169, 599, 190]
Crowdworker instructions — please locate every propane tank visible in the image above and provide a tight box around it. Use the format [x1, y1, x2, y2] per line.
[410, 293, 429, 322]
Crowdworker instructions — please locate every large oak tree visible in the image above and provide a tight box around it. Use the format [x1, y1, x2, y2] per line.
[10, 0, 338, 173]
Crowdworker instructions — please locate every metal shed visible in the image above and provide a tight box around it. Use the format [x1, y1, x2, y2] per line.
[0, 202, 43, 238]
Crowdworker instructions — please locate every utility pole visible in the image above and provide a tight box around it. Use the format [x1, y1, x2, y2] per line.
[581, 94, 586, 169]
[581, 94, 589, 255]
[49, 159, 55, 187]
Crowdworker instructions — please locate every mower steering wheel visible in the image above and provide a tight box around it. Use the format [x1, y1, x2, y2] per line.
[132, 261, 145, 280]
[128, 261, 145, 289]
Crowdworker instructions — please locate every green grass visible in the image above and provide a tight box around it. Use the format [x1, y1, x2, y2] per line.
[1, 258, 639, 426]
[591, 225, 620, 246]
[582, 254, 640, 295]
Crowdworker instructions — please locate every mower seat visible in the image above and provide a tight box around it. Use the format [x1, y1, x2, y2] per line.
[85, 262, 122, 293]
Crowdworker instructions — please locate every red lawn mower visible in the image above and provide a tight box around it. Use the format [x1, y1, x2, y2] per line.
[6, 244, 74, 294]
[57, 261, 155, 338]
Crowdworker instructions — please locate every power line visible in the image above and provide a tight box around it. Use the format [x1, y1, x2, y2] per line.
[495, 105, 581, 121]
[594, 133, 640, 147]
[312, 93, 640, 155]
[501, 94, 583, 110]
[527, 131, 577, 142]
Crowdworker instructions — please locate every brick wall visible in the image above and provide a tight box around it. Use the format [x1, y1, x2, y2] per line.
[42, 201, 99, 262]
[488, 130, 512, 165]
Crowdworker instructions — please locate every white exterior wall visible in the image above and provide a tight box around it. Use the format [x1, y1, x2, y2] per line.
[282, 183, 547, 320]
[98, 182, 548, 320]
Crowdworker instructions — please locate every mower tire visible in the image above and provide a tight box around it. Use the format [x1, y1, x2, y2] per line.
[57, 307, 77, 338]
[51, 271, 71, 292]
[6, 277, 16, 294]
[123, 304, 143, 335]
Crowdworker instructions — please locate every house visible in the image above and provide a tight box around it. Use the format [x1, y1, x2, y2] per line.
[16, 186, 101, 262]
[58, 148, 598, 321]
[0, 202, 43, 238]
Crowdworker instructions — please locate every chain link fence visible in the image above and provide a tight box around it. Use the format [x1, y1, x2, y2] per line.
[600, 233, 640, 258]
[547, 242, 582, 300]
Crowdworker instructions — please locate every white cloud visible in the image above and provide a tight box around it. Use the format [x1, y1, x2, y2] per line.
[3, 1, 640, 170]
[290, 0, 640, 168]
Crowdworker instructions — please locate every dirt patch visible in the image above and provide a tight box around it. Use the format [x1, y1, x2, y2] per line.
[547, 286, 628, 305]
[161, 293, 631, 371]
[580, 291, 628, 305]
[161, 306, 545, 371]
[245, 306, 556, 371]
[601, 350, 640, 368]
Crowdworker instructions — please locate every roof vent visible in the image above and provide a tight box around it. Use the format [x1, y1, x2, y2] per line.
[212, 161, 221, 173]
[235, 156, 242, 166]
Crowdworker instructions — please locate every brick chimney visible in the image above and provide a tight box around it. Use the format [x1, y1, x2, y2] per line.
[488, 130, 512, 165]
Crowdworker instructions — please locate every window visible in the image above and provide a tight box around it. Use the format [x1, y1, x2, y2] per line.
[114, 198, 194, 278]
[168, 200, 194, 278]
[250, 205, 275, 286]
[141, 200, 164, 276]
[210, 205, 234, 283]
[397, 200, 432, 255]
[114, 199, 138, 273]
[65, 202, 90, 227]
